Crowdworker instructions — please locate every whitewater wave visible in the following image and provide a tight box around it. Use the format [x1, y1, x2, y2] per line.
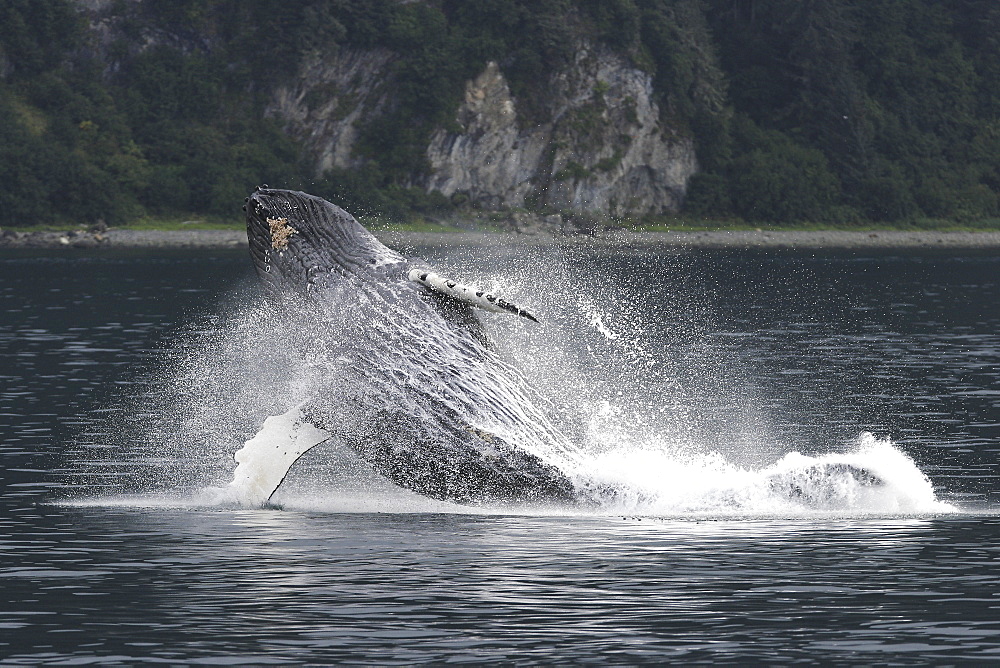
[570, 431, 953, 515]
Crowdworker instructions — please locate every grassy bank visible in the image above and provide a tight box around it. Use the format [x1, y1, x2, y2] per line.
[12, 212, 1000, 235]
[630, 216, 1000, 233]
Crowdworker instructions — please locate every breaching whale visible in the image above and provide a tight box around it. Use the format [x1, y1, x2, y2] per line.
[225, 187, 584, 506]
[218, 187, 890, 511]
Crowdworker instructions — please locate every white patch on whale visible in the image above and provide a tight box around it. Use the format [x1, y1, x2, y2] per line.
[205, 405, 330, 506]
[407, 268, 539, 322]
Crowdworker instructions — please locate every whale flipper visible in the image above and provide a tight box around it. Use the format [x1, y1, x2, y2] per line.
[223, 406, 330, 506]
[407, 269, 540, 323]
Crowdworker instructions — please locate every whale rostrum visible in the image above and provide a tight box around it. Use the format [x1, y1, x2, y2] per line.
[407, 269, 539, 323]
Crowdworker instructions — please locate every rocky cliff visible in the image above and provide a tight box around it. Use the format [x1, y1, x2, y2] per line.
[269, 43, 697, 217]
[59, 0, 701, 220]
[15, 0, 991, 227]
[427, 48, 697, 217]
[268, 48, 398, 176]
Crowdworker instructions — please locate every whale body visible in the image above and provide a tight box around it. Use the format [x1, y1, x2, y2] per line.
[231, 187, 582, 506]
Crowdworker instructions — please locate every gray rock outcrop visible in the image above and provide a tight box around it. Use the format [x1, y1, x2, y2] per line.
[270, 43, 697, 217]
[268, 48, 397, 175]
[426, 47, 697, 217]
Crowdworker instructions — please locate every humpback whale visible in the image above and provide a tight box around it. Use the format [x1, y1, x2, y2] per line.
[219, 187, 889, 511]
[226, 187, 583, 506]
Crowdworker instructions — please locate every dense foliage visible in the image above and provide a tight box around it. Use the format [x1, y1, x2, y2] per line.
[691, 0, 1000, 224]
[0, 0, 305, 226]
[1, 0, 998, 226]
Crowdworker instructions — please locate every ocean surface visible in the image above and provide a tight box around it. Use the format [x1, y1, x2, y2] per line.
[1, 243, 999, 664]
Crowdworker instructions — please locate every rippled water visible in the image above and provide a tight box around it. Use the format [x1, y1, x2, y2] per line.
[2, 246, 999, 663]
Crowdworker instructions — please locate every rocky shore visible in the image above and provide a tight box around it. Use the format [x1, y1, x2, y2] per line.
[2, 224, 1000, 251]
[0, 225, 247, 249]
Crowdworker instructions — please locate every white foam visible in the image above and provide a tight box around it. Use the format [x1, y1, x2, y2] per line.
[570, 431, 956, 516]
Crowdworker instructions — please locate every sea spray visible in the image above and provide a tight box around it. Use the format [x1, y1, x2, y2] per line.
[435, 243, 955, 515]
[85, 241, 957, 516]
[569, 432, 953, 515]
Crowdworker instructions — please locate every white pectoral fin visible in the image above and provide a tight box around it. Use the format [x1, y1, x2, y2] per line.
[222, 406, 330, 507]
[407, 268, 539, 323]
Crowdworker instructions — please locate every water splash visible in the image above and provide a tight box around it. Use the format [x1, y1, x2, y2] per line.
[80, 242, 959, 517]
[577, 295, 621, 341]
[571, 431, 952, 515]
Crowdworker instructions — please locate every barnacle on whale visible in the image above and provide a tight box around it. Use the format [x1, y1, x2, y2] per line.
[267, 216, 297, 250]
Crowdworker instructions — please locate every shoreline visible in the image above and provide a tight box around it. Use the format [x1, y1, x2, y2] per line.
[2, 227, 1000, 251]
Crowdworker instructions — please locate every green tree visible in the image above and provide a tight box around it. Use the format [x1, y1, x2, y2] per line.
[727, 119, 841, 223]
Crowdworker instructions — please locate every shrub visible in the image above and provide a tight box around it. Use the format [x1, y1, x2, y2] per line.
[728, 131, 840, 223]
[684, 172, 732, 217]
[855, 166, 919, 222]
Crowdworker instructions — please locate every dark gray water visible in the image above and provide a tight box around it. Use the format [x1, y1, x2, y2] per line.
[2, 246, 999, 664]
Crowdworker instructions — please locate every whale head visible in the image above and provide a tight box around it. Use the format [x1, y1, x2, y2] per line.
[245, 187, 405, 295]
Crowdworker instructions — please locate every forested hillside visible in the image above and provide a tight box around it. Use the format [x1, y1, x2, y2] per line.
[1, 0, 998, 227]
